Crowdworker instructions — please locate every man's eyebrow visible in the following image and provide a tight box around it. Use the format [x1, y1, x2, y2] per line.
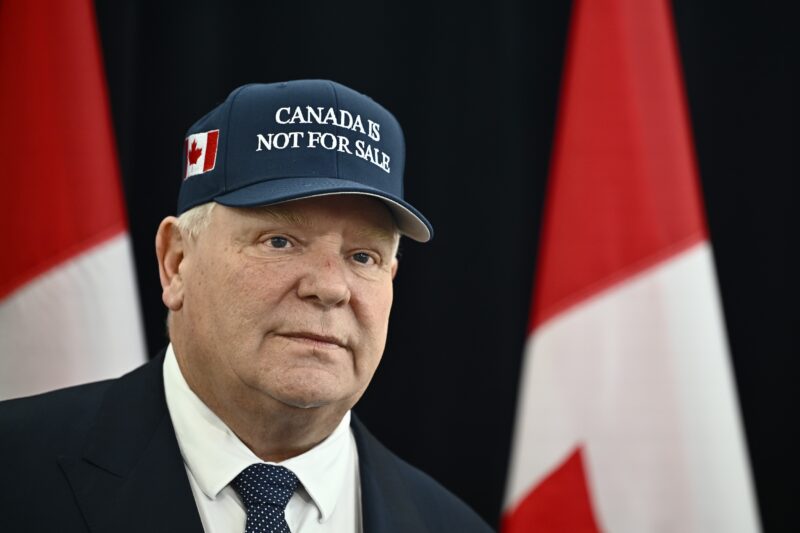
[250, 205, 311, 227]
[353, 224, 398, 246]
[246, 204, 399, 246]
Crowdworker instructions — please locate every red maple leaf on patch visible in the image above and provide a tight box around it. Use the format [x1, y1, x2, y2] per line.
[188, 140, 203, 165]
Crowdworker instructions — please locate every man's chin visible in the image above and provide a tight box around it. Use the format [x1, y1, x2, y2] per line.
[276, 395, 330, 410]
[267, 384, 345, 411]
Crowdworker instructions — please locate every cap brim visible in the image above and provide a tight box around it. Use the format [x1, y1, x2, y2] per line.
[212, 176, 433, 242]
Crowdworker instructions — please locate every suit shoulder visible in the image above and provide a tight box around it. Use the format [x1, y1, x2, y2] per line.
[385, 450, 493, 532]
[352, 415, 494, 532]
[0, 379, 113, 456]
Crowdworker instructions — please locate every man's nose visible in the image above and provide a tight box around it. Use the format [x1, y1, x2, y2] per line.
[296, 251, 351, 308]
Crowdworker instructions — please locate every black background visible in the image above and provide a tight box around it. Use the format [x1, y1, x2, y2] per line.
[95, 0, 796, 529]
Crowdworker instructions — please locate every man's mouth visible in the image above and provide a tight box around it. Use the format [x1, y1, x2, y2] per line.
[278, 332, 346, 349]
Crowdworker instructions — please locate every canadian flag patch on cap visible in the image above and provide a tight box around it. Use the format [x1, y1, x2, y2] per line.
[184, 129, 220, 179]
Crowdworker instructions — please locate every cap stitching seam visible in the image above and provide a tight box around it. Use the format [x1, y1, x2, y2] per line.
[223, 85, 251, 193]
[327, 81, 341, 179]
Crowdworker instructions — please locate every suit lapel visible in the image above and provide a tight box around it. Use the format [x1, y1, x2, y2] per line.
[351, 415, 430, 533]
[57, 357, 430, 533]
[58, 352, 203, 533]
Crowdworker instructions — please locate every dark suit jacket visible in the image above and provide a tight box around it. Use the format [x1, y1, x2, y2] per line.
[0, 353, 493, 533]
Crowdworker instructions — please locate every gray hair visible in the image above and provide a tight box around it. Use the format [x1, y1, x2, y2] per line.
[176, 202, 216, 239]
[174, 199, 401, 256]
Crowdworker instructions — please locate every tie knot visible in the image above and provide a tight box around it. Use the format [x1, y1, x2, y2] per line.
[231, 464, 299, 512]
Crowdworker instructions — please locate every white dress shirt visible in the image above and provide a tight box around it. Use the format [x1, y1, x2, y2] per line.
[163, 344, 362, 532]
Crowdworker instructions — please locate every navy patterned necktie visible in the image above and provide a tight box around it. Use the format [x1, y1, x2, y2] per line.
[231, 463, 299, 533]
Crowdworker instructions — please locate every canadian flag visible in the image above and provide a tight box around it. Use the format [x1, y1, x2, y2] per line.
[0, 0, 145, 399]
[185, 130, 220, 179]
[502, 0, 761, 532]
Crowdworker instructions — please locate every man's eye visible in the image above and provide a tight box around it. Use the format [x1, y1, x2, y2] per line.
[267, 236, 291, 249]
[352, 252, 375, 265]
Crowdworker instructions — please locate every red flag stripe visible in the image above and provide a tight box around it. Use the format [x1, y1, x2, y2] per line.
[0, 0, 127, 299]
[203, 130, 220, 172]
[529, 0, 707, 332]
[503, 447, 601, 533]
[183, 138, 190, 178]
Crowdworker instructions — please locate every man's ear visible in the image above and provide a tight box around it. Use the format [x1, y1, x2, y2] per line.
[391, 257, 399, 280]
[155, 217, 185, 311]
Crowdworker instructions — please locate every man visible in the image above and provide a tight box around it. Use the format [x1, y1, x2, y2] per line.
[0, 80, 493, 533]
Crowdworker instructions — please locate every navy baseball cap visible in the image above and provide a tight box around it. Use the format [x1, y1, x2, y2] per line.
[178, 80, 433, 242]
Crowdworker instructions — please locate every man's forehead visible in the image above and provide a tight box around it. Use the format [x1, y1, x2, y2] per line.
[228, 196, 399, 241]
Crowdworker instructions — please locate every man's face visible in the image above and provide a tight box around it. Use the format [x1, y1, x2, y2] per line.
[168, 195, 399, 413]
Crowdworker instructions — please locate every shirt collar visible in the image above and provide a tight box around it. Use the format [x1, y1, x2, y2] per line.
[162, 343, 355, 523]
